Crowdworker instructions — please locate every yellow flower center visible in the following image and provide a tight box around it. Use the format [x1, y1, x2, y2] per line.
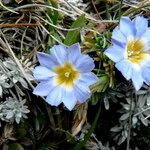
[127, 39, 146, 64]
[53, 62, 80, 89]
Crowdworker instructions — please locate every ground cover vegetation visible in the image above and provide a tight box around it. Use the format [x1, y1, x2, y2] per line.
[1, 0, 150, 149]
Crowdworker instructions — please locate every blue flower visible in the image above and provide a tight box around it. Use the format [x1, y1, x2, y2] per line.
[104, 16, 150, 90]
[33, 43, 98, 110]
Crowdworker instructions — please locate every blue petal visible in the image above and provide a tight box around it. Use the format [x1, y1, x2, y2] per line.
[142, 28, 150, 40]
[46, 86, 63, 106]
[115, 60, 132, 80]
[33, 66, 56, 81]
[50, 44, 67, 64]
[77, 72, 98, 87]
[74, 82, 91, 103]
[133, 16, 148, 37]
[37, 52, 58, 69]
[68, 43, 82, 63]
[142, 64, 150, 85]
[131, 69, 143, 91]
[141, 29, 150, 50]
[112, 28, 127, 48]
[33, 79, 55, 96]
[119, 17, 135, 37]
[47, 86, 77, 110]
[75, 55, 95, 72]
[104, 45, 125, 63]
[62, 89, 77, 111]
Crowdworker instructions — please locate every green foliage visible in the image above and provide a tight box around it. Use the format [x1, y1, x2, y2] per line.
[64, 15, 86, 46]
[48, 0, 59, 25]
[1, 0, 150, 150]
[8, 143, 24, 150]
[95, 33, 111, 50]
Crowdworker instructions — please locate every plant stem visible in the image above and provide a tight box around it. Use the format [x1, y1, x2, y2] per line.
[73, 104, 101, 150]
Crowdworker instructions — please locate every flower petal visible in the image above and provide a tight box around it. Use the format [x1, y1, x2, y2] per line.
[133, 16, 148, 37]
[33, 66, 56, 81]
[142, 63, 150, 85]
[68, 43, 82, 63]
[131, 69, 143, 91]
[74, 83, 91, 103]
[62, 89, 77, 111]
[46, 86, 63, 106]
[50, 44, 67, 64]
[33, 79, 55, 96]
[37, 52, 58, 69]
[75, 55, 95, 72]
[77, 72, 98, 87]
[104, 45, 125, 63]
[142, 29, 150, 40]
[141, 29, 150, 50]
[115, 60, 133, 80]
[112, 28, 127, 48]
[47, 85, 77, 110]
[120, 17, 135, 37]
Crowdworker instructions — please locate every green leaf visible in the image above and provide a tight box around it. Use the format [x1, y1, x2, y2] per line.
[49, 0, 59, 25]
[8, 143, 24, 150]
[64, 15, 86, 46]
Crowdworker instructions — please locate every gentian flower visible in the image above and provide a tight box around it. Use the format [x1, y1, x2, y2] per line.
[33, 43, 98, 110]
[104, 16, 150, 90]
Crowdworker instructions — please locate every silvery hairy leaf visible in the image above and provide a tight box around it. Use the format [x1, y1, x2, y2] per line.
[0, 97, 30, 124]
[104, 97, 110, 110]
[120, 113, 129, 121]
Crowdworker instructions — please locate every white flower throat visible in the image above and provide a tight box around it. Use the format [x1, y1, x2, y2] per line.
[53, 62, 80, 88]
